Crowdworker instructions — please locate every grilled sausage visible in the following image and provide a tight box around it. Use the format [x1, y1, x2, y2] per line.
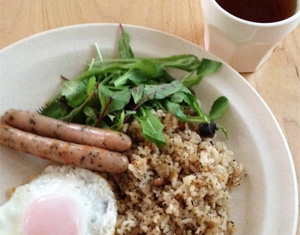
[0, 124, 128, 173]
[2, 109, 131, 152]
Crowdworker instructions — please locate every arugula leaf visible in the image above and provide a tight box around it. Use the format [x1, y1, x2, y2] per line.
[41, 26, 228, 145]
[127, 69, 150, 85]
[143, 80, 184, 100]
[170, 92, 185, 103]
[59, 90, 95, 122]
[131, 84, 144, 104]
[94, 42, 103, 61]
[111, 110, 125, 131]
[59, 107, 83, 122]
[164, 100, 187, 120]
[113, 69, 133, 87]
[98, 85, 111, 115]
[209, 96, 228, 120]
[83, 106, 98, 126]
[135, 108, 166, 147]
[134, 59, 159, 76]
[132, 80, 185, 111]
[61, 80, 88, 108]
[153, 54, 200, 71]
[174, 91, 210, 123]
[98, 84, 131, 114]
[147, 99, 166, 111]
[217, 124, 228, 138]
[108, 89, 131, 114]
[181, 59, 222, 88]
[40, 100, 69, 119]
[97, 84, 131, 126]
[74, 64, 130, 81]
[197, 58, 222, 76]
[86, 76, 96, 95]
[118, 24, 134, 59]
[114, 59, 161, 87]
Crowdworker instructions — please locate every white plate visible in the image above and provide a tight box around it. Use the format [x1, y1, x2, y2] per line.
[0, 23, 298, 234]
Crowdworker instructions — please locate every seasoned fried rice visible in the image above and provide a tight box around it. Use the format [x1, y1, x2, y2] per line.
[103, 110, 245, 235]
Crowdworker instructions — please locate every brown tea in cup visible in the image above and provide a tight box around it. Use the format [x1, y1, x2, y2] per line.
[215, 0, 298, 23]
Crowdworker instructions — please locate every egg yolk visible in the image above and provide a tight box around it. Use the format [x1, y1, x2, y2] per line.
[22, 192, 82, 235]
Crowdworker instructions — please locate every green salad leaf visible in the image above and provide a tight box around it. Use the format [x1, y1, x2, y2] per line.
[181, 59, 222, 88]
[40, 25, 227, 147]
[61, 80, 88, 108]
[209, 96, 228, 120]
[135, 107, 166, 147]
[118, 24, 134, 59]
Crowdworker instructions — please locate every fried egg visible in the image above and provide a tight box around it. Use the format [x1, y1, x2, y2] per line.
[0, 165, 117, 235]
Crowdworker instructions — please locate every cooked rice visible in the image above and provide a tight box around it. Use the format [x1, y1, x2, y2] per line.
[103, 110, 245, 235]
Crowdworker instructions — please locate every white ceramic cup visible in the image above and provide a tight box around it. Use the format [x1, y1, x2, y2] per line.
[201, 0, 300, 73]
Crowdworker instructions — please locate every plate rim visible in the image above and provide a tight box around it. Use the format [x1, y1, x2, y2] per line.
[0, 22, 298, 234]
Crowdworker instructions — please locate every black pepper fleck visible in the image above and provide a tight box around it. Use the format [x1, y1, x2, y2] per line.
[80, 156, 85, 164]
[29, 118, 36, 125]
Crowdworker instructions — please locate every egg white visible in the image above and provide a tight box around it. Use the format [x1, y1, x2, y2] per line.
[0, 164, 117, 235]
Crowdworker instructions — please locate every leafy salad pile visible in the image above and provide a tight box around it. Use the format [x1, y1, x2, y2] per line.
[41, 25, 228, 147]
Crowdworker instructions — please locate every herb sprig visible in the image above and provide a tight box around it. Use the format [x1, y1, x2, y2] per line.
[41, 25, 228, 147]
